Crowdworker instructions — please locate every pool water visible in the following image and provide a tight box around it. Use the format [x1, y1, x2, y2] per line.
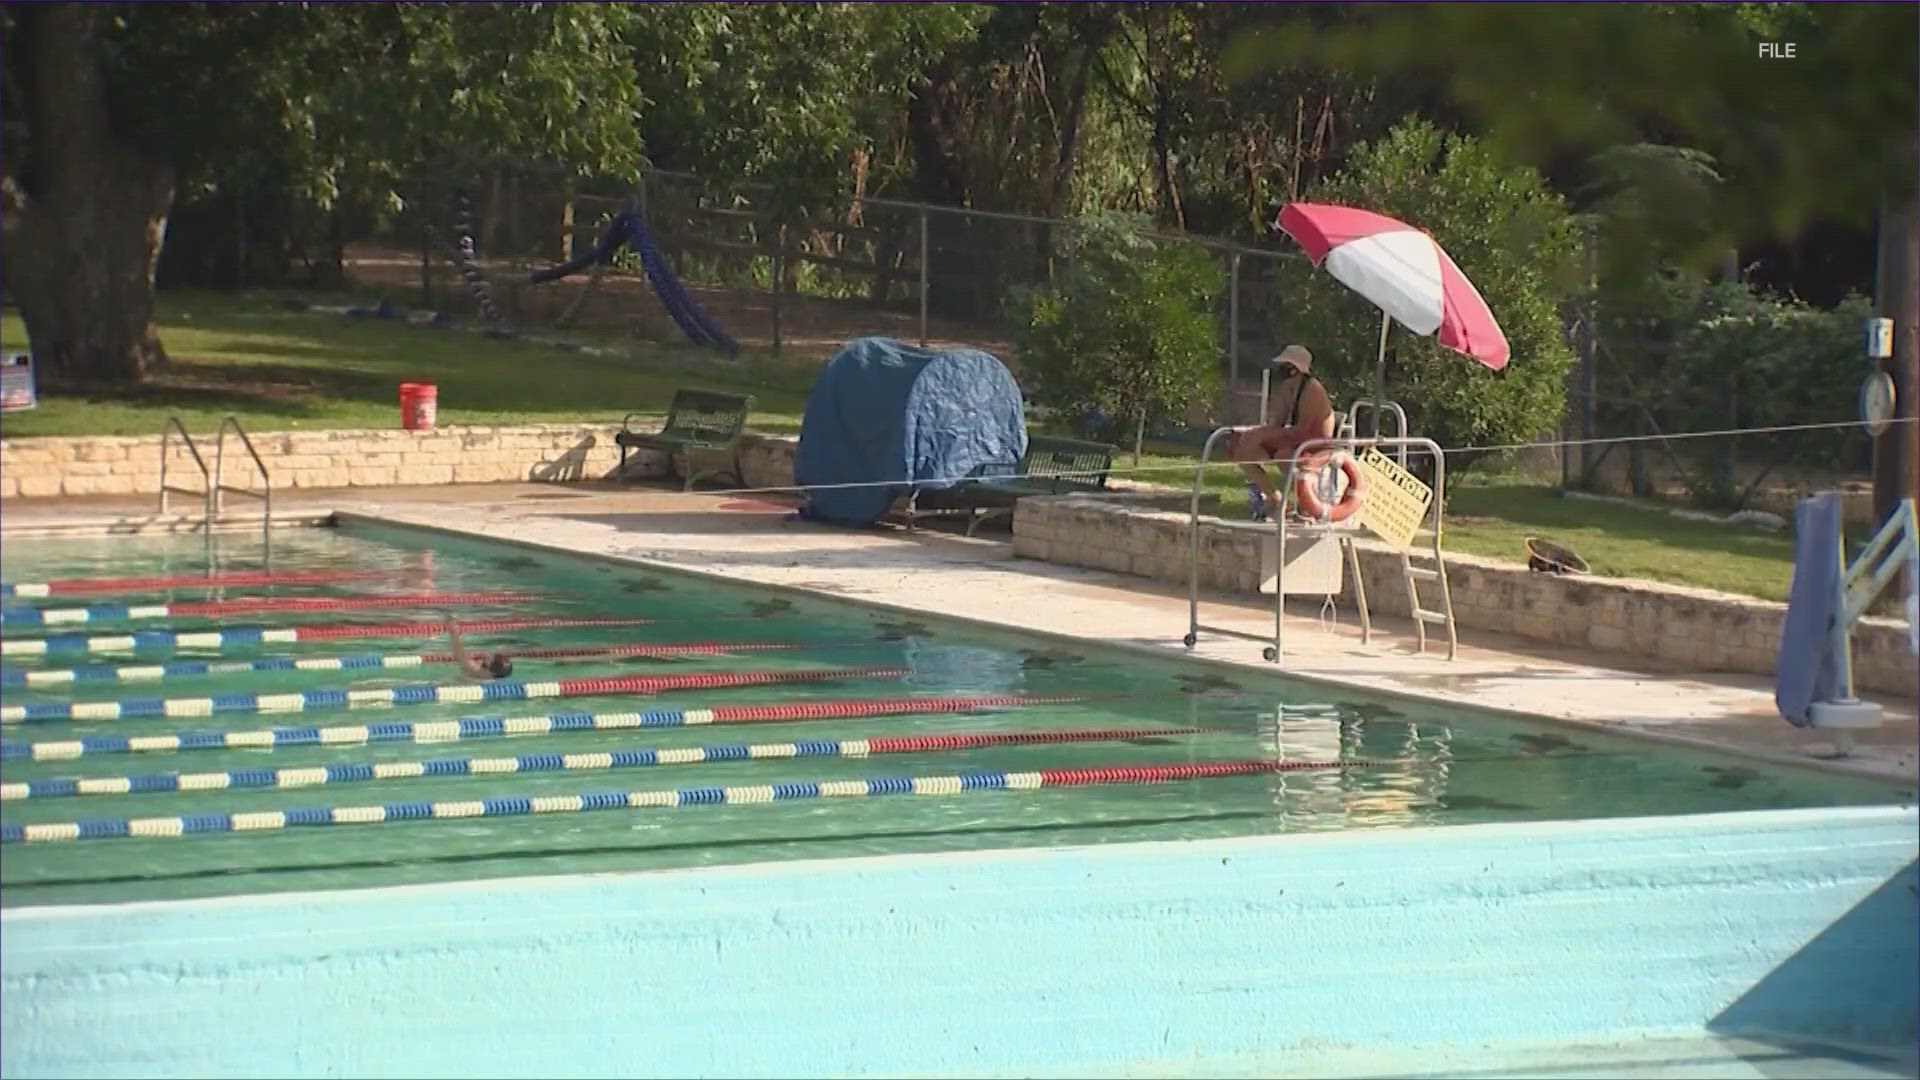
[1, 523, 1908, 909]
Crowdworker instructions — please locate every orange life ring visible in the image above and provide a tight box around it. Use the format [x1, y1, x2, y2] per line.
[1293, 454, 1366, 522]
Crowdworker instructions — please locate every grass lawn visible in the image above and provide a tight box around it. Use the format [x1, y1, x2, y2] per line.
[2, 291, 1796, 601]
[0, 291, 818, 437]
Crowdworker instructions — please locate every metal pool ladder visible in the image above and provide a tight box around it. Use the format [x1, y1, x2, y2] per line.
[157, 416, 274, 570]
[158, 416, 211, 519]
[213, 416, 274, 566]
[1184, 429, 1457, 664]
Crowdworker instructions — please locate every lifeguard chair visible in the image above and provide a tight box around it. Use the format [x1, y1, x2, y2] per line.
[1182, 368, 1457, 663]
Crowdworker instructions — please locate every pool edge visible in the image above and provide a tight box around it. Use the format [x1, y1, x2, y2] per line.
[4, 803, 1913, 1078]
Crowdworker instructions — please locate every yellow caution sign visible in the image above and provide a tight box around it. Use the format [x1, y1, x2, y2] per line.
[1354, 447, 1433, 551]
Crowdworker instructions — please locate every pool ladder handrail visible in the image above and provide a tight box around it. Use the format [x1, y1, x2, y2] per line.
[212, 415, 273, 567]
[1184, 431, 1456, 664]
[157, 417, 212, 519]
[158, 417, 220, 577]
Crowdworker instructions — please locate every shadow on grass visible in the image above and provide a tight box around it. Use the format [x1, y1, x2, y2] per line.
[1448, 485, 1794, 562]
[36, 359, 377, 420]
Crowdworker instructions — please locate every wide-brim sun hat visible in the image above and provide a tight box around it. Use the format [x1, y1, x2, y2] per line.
[1274, 345, 1313, 374]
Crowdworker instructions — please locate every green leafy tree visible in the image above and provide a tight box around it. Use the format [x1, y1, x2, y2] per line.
[1018, 212, 1222, 458]
[1244, 0, 1919, 517]
[0, 1, 647, 381]
[631, 2, 986, 213]
[1275, 120, 1580, 477]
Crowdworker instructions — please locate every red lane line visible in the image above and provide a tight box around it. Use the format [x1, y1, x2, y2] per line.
[291, 617, 653, 641]
[29, 570, 383, 595]
[554, 667, 908, 695]
[672, 695, 1085, 728]
[412, 642, 794, 662]
[165, 592, 533, 617]
[867, 727, 1203, 753]
[1036, 760, 1384, 785]
[707, 694, 1073, 721]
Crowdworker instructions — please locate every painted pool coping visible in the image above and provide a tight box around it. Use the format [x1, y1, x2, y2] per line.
[329, 509, 1916, 790]
[4, 804, 1915, 1078]
[6, 802, 1905, 919]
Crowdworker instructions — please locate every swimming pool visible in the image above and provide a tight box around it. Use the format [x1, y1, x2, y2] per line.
[1, 521, 1908, 911]
[2, 520, 1914, 1078]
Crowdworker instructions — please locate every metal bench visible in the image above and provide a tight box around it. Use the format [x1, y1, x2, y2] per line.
[907, 434, 1116, 535]
[614, 389, 754, 491]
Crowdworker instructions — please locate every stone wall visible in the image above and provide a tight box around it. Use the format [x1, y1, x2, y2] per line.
[1012, 494, 1917, 697]
[0, 424, 810, 499]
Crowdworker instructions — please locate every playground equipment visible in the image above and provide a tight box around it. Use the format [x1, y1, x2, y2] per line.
[1776, 494, 1919, 756]
[527, 205, 738, 355]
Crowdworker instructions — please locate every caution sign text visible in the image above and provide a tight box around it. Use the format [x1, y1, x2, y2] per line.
[1354, 447, 1434, 551]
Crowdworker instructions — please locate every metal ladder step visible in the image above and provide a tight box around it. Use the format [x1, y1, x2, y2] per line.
[1400, 534, 1458, 660]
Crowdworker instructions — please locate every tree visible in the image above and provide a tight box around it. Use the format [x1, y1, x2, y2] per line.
[1, 3, 176, 383]
[1243, 1, 1919, 517]
[631, 2, 985, 212]
[1276, 120, 1581, 477]
[1, 2, 650, 379]
[1018, 212, 1222, 460]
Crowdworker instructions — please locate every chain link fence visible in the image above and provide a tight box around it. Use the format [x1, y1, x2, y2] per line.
[354, 166, 1314, 431]
[349, 165, 1873, 519]
[1553, 232, 1877, 525]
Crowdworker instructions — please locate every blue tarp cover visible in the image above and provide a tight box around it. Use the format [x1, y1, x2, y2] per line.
[795, 337, 1026, 527]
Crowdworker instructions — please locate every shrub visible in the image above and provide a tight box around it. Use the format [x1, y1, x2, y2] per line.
[1646, 281, 1874, 504]
[1273, 120, 1581, 478]
[1017, 212, 1222, 450]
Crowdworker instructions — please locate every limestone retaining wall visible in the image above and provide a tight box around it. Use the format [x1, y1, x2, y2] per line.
[0, 425, 814, 498]
[1012, 494, 1917, 698]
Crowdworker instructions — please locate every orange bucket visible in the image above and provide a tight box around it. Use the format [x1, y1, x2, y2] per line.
[399, 382, 438, 430]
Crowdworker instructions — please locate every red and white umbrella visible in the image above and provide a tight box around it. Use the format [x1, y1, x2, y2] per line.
[1276, 202, 1510, 371]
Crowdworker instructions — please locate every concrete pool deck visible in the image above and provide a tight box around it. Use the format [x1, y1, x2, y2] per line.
[2, 481, 1915, 786]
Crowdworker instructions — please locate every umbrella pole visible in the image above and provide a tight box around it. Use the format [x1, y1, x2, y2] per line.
[1371, 310, 1391, 441]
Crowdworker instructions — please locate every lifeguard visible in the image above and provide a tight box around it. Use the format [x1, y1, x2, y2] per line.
[1228, 345, 1335, 521]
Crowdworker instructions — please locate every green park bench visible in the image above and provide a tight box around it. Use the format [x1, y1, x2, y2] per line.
[906, 434, 1116, 535]
[615, 388, 754, 491]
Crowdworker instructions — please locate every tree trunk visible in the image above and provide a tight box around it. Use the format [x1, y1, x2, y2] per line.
[1047, 44, 1096, 217]
[1150, 107, 1183, 230]
[480, 168, 504, 254]
[906, 60, 969, 207]
[0, 3, 173, 385]
[1872, 195, 1919, 523]
[1035, 42, 1098, 277]
[557, 178, 575, 264]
